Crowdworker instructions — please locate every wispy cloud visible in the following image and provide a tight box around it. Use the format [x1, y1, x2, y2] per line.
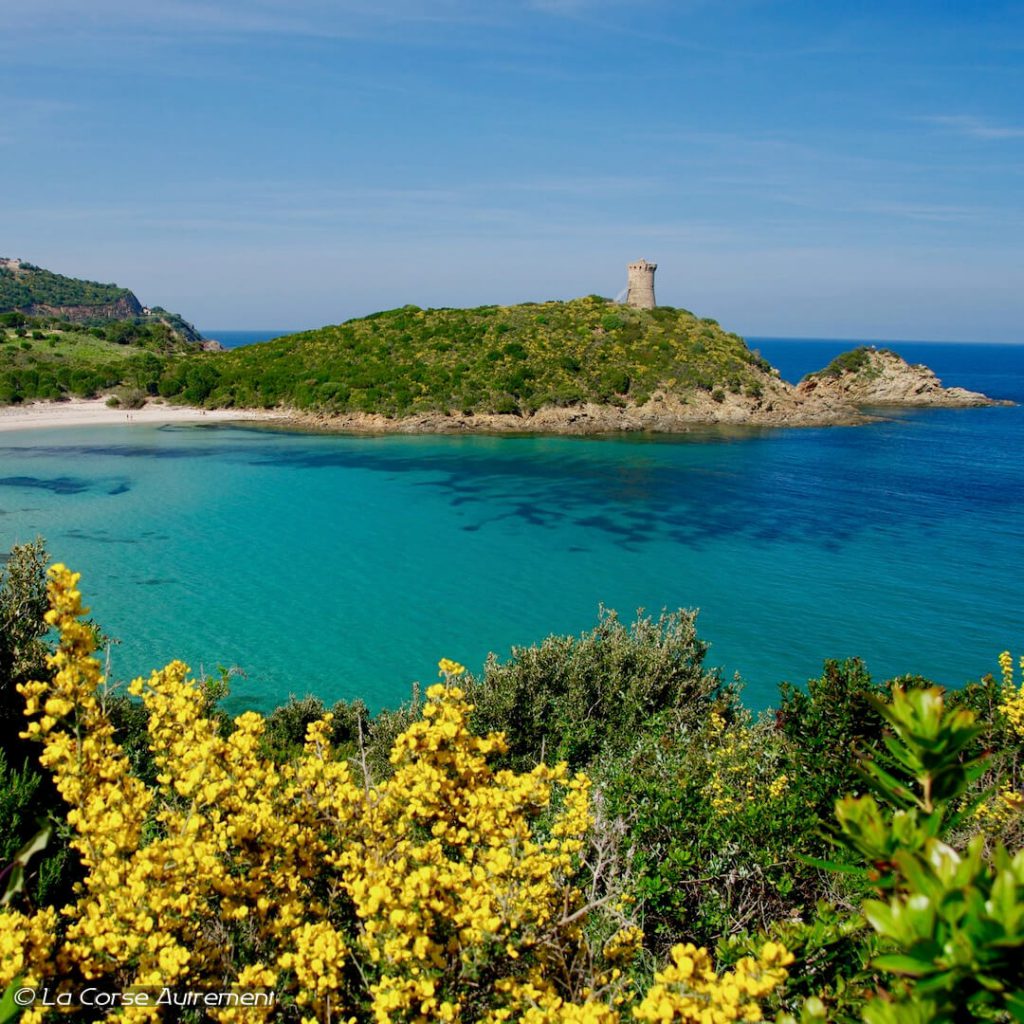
[525, 0, 645, 13]
[852, 200, 993, 224]
[0, 1, 519, 39]
[920, 115, 1024, 140]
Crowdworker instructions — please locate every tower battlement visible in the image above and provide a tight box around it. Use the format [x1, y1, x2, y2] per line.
[626, 259, 657, 309]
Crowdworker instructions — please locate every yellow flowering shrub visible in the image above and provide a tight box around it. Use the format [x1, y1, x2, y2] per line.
[703, 711, 790, 816]
[999, 650, 1024, 739]
[973, 785, 1024, 833]
[2, 565, 792, 1022]
[633, 942, 794, 1023]
[961, 651, 1024, 840]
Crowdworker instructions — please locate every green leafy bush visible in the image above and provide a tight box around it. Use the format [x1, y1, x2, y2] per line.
[464, 607, 722, 772]
[835, 686, 1024, 1020]
[0, 541, 76, 906]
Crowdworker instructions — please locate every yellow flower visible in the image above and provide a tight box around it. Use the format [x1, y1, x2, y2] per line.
[3, 565, 787, 1024]
[998, 650, 1024, 739]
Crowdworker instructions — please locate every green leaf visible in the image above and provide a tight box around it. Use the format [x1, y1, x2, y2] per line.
[1, 824, 52, 906]
[872, 953, 933, 977]
[1004, 989, 1024, 1022]
[795, 852, 868, 877]
[0, 979, 24, 1024]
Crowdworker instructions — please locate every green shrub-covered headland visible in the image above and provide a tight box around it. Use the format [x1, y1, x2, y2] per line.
[0, 262, 133, 312]
[156, 298, 776, 415]
[0, 294, 780, 413]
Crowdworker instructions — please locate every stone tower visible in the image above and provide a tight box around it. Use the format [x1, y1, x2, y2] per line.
[626, 259, 657, 309]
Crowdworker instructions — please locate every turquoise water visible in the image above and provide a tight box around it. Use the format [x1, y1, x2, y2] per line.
[1, 340, 1022, 713]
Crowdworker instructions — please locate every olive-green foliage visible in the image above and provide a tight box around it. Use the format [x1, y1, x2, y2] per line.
[0, 540, 75, 906]
[0, 263, 131, 310]
[598, 695, 845, 959]
[777, 659, 1017, 844]
[160, 297, 772, 415]
[258, 609, 721, 782]
[261, 694, 372, 765]
[802, 347, 893, 381]
[0, 316, 192, 404]
[0, 540, 50, 735]
[464, 607, 723, 773]
[0, 315, 200, 403]
[776, 659, 893, 825]
[0, 749, 40, 867]
[107, 386, 148, 409]
[596, 659, 980, 968]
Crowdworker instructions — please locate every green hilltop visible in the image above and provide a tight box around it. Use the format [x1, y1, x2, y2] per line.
[156, 297, 777, 414]
[0, 261, 135, 311]
[0, 259, 204, 344]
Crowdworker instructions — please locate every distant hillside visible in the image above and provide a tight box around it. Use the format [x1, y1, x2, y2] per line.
[0, 260, 211, 404]
[0, 258, 205, 343]
[159, 297, 778, 415]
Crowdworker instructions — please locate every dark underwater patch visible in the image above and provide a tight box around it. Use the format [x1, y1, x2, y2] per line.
[0, 475, 92, 494]
[63, 528, 139, 545]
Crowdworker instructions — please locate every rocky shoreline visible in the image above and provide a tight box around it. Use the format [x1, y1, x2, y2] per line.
[795, 346, 1013, 408]
[273, 389, 863, 436]
[268, 347, 1012, 436]
[0, 347, 1010, 437]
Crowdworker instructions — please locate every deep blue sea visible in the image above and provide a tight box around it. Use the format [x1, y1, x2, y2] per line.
[203, 329, 296, 349]
[1, 338, 1021, 714]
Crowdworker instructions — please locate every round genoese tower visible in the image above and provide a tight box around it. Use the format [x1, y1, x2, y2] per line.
[626, 259, 657, 309]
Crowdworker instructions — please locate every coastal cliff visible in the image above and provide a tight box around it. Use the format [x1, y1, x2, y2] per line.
[18, 293, 145, 322]
[0, 259, 204, 344]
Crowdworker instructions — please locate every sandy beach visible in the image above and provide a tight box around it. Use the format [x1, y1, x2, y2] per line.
[0, 398, 287, 433]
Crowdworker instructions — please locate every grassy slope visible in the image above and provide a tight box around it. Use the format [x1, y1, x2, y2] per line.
[0, 322, 189, 403]
[178, 297, 776, 415]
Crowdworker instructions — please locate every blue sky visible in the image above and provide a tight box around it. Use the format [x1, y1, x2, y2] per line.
[2, 1, 1022, 339]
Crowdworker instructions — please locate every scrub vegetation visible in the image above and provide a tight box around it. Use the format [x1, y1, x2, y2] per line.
[0, 287, 781, 414]
[2, 543, 1023, 1021]
[162, 298, 775, 416]
[0, 315, 198, 404]
[802, 347, 891, 381]
[0, 264, 132, 312]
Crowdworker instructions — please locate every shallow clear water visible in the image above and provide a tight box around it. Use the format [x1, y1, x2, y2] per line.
[1, 340, 1021, 714]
